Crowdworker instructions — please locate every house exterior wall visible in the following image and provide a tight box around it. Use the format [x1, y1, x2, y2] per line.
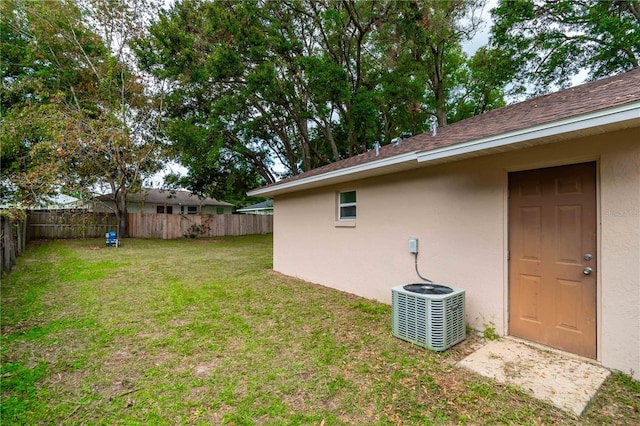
[201, 205, 233, 215]
[598, 139, 640, 379]
[273, 127, 640, 378]
[125, 202, 148, 214]
[92, 202, 232, 215]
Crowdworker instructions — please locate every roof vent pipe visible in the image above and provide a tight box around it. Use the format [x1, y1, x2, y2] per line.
[430, 116, 438, 137]
[391, 132, 412, 146]
[373, 141, 381, 156]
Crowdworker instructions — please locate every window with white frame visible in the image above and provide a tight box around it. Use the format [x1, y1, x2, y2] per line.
[338, 191, 356, 220]
[180, 205, 198, 214]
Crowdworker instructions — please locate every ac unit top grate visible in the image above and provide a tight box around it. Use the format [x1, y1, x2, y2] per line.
[403, 283, 453, 295]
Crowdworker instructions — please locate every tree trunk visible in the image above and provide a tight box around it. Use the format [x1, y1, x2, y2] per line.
[431, 45, 448, 127]
[118, 207, 128, 238]
[114, 190, 128, 238]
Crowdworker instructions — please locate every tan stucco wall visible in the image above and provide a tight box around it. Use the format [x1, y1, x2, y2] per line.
[273, 128, 640, 379]
[599, 139, 640, 379]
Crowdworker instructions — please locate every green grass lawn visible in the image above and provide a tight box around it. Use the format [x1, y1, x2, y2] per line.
[1, 235, 638, 425]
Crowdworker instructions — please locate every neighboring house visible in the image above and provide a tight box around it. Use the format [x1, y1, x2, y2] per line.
[94, 189, 234, 215]
[33, 193, 83, 210]
[248, 69, 640, 379]
[1, 193, 84, 210]
[236, 200, 274, 215]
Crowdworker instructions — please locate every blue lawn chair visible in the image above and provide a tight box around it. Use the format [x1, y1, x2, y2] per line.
[106, 231, 120, 247]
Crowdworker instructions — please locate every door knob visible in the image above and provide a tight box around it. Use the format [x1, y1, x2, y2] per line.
[584, 253, 593, 261]
[583, 267, 593, 275]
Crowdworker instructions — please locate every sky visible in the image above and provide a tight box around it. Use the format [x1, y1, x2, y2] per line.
[462, 0, 496, 56]
[462, 0, 588, 86]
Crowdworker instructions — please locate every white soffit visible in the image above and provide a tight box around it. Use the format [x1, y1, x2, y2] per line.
[249, 102, 640, 197]
[416, 102, 640, 164]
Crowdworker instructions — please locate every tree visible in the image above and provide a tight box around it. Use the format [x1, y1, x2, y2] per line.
[491, 0, 640, 93]
[2, 0, 108, 203]
[136, 0, 281, 195]
[1, 0, 165, 236]
[136, 0, 507, 190]
[448, 45, 511, 122]
[381, 0, 489, 127]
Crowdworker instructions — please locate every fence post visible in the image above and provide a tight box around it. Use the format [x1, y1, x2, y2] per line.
[20, 216, 27, 253]
[16, 220, 22, 256]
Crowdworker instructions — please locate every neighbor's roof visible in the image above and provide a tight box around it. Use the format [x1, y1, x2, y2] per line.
[249, 67, 640, 198]
[100, 189, 233, 206]
[41, 193, 80, 206]
[236, 199, 274, 212]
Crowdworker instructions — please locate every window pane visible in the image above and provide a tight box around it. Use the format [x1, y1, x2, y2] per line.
[156, 206, 164, 214]
[340, 205, 356, 219]
[340, 191, 356, 204]
[216, 207, 224, 214]
[166, 206, 173, 214]
[188, 206, 198, 214]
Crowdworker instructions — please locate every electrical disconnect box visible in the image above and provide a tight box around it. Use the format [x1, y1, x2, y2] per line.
[409, 238, 419, 254]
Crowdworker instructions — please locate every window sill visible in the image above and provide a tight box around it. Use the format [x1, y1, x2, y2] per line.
[335, 220, 356, 228]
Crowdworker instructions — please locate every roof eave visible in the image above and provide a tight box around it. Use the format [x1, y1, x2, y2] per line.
[237, 207, 273, 212]
[248, 152, 419, 197]
[249, 101, 640, 198]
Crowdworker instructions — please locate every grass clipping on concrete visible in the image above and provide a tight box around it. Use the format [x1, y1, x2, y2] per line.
[1, 235, 638, 425]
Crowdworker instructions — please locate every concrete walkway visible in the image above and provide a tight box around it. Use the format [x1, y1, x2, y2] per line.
[458, 338, 610, 416]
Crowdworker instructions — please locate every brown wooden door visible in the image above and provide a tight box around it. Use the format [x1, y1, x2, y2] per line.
[509, 162, 597, 358]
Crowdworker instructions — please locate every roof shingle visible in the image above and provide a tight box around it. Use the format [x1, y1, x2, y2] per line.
[100, 189, 233, 206]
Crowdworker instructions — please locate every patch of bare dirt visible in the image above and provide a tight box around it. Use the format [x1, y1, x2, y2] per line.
[193, 360, 220, 378]
[44, 369, 90, 395]
[434, 368, 469, 397]
[281, 392, 308, 411]
[106, 349, 134, 365]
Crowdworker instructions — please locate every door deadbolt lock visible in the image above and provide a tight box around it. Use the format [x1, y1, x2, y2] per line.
[583, 267, 593, 275]
[584, 253, 593, 261]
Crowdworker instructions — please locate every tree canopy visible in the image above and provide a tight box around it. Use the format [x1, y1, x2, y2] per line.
[1, 0, 165, 235]
[2, 0, 637, 210]
[491, 0, 640, 93]
[135, 0, 506, 196]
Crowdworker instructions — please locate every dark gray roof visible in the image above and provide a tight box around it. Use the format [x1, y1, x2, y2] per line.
[237, 200, 273, 212]
[100, 189, 233, 207]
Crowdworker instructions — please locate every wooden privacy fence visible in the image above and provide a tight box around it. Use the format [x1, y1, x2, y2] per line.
[1, 212, 28, 276]
[127, 213, 273, 239]
[28, 210, 118, 239]
[1, 209, 271, 274]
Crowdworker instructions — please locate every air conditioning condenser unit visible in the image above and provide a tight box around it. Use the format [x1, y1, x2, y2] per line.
[392, 283, 465, 351]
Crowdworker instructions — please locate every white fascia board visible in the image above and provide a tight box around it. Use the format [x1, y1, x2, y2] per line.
[237, 207, 271, 212]
[247, 152, 417, 197]
[416, 102, 640, 163]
